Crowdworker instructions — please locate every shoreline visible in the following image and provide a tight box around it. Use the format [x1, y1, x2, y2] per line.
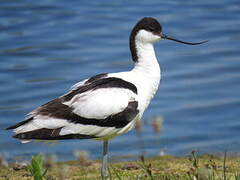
[1, 152, 240, 179]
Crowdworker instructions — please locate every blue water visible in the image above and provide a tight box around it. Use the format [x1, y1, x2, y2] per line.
[1, 0, 240, 161]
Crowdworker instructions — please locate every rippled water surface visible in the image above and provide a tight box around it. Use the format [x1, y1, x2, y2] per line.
[1, 0, 240, 161]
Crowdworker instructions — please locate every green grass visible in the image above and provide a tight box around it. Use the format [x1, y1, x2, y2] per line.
[28, 154, 47, 180]
[1, 152, 240, 180]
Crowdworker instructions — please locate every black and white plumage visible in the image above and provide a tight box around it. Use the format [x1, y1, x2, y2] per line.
[6, 17, 206, 178]
[7, 76, 139, 141]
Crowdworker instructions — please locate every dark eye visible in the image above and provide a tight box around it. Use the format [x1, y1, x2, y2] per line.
[149, 27, 155, 32]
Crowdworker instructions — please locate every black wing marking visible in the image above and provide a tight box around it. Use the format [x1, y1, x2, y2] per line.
[10, 100, 138, 140]
[14, 99, 138, 128]
[14, 127, 96, 140]
[84, 73, 107, 84]
[63, 77, 137, 101]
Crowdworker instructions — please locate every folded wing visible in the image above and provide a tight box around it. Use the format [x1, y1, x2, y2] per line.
[7, 76, 139, 141]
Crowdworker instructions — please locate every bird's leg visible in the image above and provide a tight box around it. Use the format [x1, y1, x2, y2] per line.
[101, 140, 109, 179]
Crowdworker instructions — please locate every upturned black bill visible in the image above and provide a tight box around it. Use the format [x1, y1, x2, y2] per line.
[161, 34, 208, 45]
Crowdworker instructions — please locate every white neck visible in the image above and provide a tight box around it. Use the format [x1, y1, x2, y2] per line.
[133, 41, 160, 77]
[111, 31, 161, 116]
[130, 39, 161, 116]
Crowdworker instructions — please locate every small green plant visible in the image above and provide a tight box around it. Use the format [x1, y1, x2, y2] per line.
[235, 174, 240, 180]
[190, 150, 199, 169]
[139, 155, 154, 180]
[110, 165, 122, 180]
[28, 153, 47, 180]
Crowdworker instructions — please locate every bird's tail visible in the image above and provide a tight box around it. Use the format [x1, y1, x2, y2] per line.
[6, 117, 96, 142]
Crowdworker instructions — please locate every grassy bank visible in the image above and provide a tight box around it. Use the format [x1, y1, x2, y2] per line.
[1, 152, 240, 180]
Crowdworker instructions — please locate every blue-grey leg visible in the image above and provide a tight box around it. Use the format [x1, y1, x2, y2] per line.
[101, 140, 109, 179]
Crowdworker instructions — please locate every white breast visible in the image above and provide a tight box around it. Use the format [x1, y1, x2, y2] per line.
[109, 67, 161, 119]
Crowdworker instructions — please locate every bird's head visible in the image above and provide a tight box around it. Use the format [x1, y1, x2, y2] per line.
[131, 17, 207, 45]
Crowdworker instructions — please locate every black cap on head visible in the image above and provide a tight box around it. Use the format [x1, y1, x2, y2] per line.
[130, 17, 163, 62]
[132, 17, 162, 36]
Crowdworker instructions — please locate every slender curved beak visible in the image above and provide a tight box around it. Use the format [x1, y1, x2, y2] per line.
[161, 34, 208, 45]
